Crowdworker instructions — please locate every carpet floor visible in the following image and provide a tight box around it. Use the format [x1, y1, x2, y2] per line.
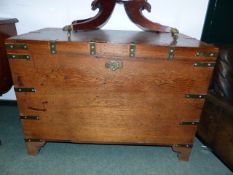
[0, 105, 232, 175]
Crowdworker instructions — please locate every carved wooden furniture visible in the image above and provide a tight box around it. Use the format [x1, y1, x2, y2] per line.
[6, 28, 217, 160]
[63, 0, 178, 36]
[0, 18, 18, 95]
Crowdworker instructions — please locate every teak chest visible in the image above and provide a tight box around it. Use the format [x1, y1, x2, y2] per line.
[5, 28, 218, 161]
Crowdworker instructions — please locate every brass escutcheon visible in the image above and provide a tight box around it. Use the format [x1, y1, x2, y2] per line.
[105, 60, 123, 71]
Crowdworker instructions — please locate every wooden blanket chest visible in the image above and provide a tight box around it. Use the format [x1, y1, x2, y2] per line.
[5, 28, 218, 160]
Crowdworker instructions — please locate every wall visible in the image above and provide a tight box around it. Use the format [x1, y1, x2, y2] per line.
[0, 0, 209, 100]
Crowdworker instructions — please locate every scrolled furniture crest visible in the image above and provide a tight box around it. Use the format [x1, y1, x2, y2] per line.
[63, 0, 179, 40]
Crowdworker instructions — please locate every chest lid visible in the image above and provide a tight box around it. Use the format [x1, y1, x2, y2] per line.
[6, 28, 218, 61]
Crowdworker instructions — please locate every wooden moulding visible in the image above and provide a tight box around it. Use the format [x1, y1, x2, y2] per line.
[24, 139, 193, 161]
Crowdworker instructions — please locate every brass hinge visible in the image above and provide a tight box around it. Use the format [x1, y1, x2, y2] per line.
[180, 121, 199, 126]
[49, 41, 57, 54]
[5, 43, 28, 50]
[129, 43, 136, 57]
[14, 88, 36, 93]
[24, 138, 44, 142]
[89, 41, 96, 55]
[185, 94, 207, 99]
[196, 51, 218, 57]
[193, 62, 216, 67]
[168, 47, 175, 60]
[7, 54, 31, 60]
[20, 116, 39, 120]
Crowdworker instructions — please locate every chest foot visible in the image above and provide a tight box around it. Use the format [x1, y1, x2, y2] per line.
[25, 141, 46, 156]
[172, 145, 192, 161]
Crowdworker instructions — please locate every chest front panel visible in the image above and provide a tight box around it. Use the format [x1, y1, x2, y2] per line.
[7, 35, 217, 145]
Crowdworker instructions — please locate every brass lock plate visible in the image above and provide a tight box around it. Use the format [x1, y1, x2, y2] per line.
[105, 60, 123, 71]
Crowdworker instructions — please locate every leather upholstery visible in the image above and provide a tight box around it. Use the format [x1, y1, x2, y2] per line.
[212, 47, 233, 102]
